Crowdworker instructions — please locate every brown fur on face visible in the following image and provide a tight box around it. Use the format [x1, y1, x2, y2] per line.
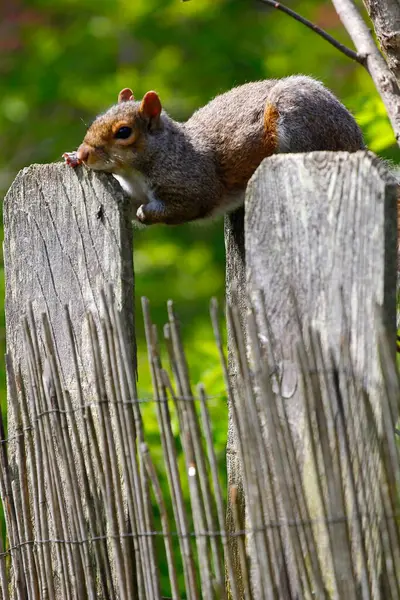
[79, 102, 147, 172]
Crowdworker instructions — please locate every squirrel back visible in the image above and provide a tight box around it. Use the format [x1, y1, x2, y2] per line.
[185, 76, 364, 194]
[64, 75, 365, 225]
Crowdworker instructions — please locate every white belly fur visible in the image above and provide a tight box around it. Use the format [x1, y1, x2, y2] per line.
[113, 172, 152, 205]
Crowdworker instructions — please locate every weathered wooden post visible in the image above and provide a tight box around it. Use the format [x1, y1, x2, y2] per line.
[3, 163, 136, 597]
[225, 151, 397, 597]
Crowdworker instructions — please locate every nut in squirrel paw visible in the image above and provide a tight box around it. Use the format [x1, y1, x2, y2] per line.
[63, 151, 82, 168]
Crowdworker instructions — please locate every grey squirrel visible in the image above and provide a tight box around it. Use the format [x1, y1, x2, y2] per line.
[63, 75, 365, 225]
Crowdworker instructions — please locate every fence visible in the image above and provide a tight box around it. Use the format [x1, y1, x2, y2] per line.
[1, 150, 399, 599]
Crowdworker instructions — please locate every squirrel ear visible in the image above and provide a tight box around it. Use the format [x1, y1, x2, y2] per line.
[140, 91, 162, 122]
[118, 88, 134, 103]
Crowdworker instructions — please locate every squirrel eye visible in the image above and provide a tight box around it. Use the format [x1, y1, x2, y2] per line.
[115, 126, 133, 139]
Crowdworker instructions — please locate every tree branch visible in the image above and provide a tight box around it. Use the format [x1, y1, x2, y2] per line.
[186, 0, 400, 147]
[258, 0, 366, 65]
[363, 0, 400, 84]
[331, 0, 400, 145]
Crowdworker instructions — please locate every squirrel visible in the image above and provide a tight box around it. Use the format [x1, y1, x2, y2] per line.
[63, 75, 365, 225]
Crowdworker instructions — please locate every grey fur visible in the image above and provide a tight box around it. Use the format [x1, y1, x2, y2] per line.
[270, 76, 365, 152]
[79, 76, 365, 225]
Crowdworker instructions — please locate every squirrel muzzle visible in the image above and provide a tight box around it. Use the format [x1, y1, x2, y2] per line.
[76, 143, 92, 165]
[76, 143, 111, 171]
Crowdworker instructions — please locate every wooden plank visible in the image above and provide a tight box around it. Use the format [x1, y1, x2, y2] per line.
[3, 162, 136, 597]
[4, 163, 135, 405]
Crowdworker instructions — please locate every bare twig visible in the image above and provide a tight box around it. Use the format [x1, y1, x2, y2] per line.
[141, 442, 181, 600]
[230, 486, 252, 599]
[197, 382, 240, 600]
[142, 298, 200, 600]
[87, 313, 128, 600]
[258, 0, 365, 65]
[186, 0, 400, 144]
[259, 0, 400, 145]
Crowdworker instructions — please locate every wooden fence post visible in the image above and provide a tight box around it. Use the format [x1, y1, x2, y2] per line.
[4, 163, 135, 395]
[3, 163, 135, 596]
[225, 151, 397, 597]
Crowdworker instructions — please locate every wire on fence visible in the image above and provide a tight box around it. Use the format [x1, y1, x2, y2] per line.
[0, 290, 399, 600]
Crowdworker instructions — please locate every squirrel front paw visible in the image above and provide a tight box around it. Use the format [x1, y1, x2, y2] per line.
[136, 205, 148, 224]
[63, 151, 82, 168]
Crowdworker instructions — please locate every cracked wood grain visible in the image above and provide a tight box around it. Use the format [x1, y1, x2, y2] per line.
[4, 161, 135, 430]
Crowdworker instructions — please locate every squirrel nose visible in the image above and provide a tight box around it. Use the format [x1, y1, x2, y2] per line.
[76, 143, 91, 163]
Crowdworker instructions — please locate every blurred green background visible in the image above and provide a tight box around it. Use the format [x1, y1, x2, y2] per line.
[0, 0, 399, 594]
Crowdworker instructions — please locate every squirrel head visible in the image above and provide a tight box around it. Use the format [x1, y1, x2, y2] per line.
[76, 89, 163, 173]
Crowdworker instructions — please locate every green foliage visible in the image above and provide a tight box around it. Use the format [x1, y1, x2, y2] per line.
[1, 0, 399, 594]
